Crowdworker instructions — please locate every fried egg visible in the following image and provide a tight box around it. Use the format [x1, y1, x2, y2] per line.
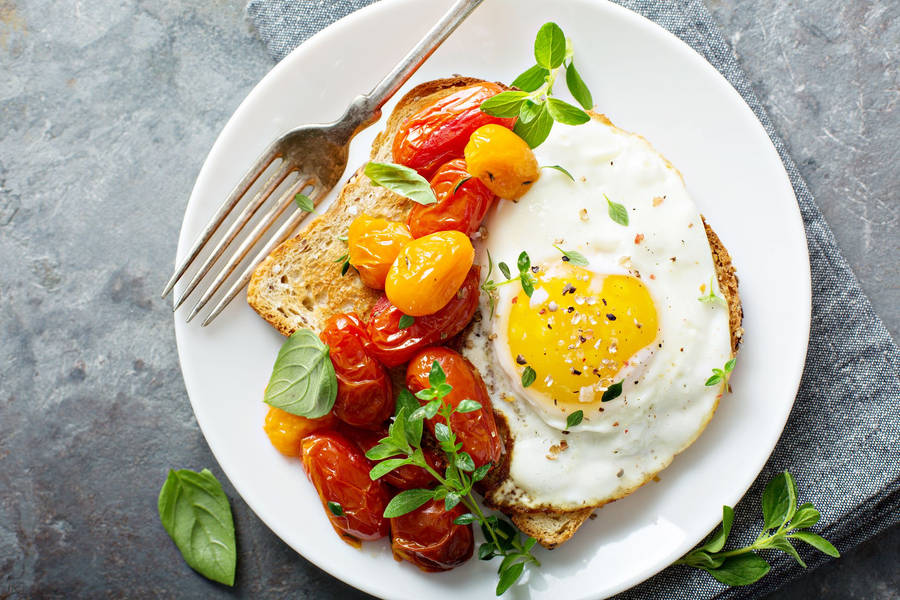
[464, 116, 734, 511]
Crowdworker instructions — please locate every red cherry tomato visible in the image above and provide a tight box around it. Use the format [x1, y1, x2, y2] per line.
[341, 425, 445, 491]
[367, 266, 480, 367]
[392, 83, 516, 178]
[406, 347, 503, 470]
[319, 313, 394, 429]
[301, 430, 390, 545]
[407, 159, 495, 238]
[391, 499, 474, 572]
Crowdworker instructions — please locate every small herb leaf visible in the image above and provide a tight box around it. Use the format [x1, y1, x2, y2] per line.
[369, 457, 413, 481]
[454, 513, 477, 525]
[565, 61, 593, 109]
[566, 410, 584, 429]
[429, 361, 447, 388]
[263, 329, 337, 418]
[498, 262, 512, 280]
[396, 389, 423, 447]
[364, 162, 437, 205]
[383, 489, 435, 518]
[398, 314, 415, 329]
[542, 164, 575, 182]
[706, 553, 771, 587]
[158, 469, 236, 586]
[553, 244, 589, 266]
[294, 193, 314, 212]
[606, 195, 629, 226]
[456, 399, 483, 413]
[699, 505, 735, 554]
[789, 503, 821, 530]
[517, 251, 531, 274]
[601, 380, 623, 402]
[534, 22, 567, 69]
[790, 531, 840, 557]
[546, 98, 590, 125]
[512, 64, 549, 92]
[480, 91, 530, 118]
[521, 366, 537, 388]
[762, 471, 794, 530]
[327, 501, 344, 516]
[514, 102, 554, 148]
[454, 177, 472, 194]
[496, 560, 526, 596]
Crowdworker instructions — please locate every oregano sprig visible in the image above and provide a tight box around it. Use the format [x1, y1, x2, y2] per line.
[706, 358, 736, 392]
[698, 276, 727, 306]
[481, 22, 595, 148]
[676, 471, 839, 586]
[365, 362, 541, 595]
[480, 250, 538, 314]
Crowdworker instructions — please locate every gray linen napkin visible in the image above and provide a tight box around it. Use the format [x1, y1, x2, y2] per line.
[245, 1, 900, 598]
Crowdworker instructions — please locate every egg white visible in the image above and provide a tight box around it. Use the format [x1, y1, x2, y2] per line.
[463, 116, 734, 511]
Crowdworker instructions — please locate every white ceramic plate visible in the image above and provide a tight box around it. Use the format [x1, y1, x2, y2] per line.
[173, 1, 810, 598]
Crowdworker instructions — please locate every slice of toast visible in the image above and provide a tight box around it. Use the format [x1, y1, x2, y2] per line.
[247, 77, 742, 549]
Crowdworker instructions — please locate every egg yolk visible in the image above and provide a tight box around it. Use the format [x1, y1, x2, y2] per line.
[506, 263, 659, 411]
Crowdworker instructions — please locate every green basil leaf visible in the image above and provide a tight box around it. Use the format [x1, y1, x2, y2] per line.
[546, 98, 590, 125]
[396, 389, 423, 447]
[480, 91, 530, 117]
[454, 513, 477, 525]
[566, 410, 584, 429]
[398, 314, 415, 329]
[327, 501, 344, 516]
[605, 194, 629, 226]
[699, 505, 735, 553]
[456, 452, 476, 472]
[263, 329, 337, 418]
[498, 262, 512, 280]
[369, 457, 413, 481]
[521, 366, 537, 388]
[294, 193, 314, 212]
[706, 553, 771, 587]
[601, 380, 623, 402]
[512, 64, 549, 92]
[158, 469, 236, 586]
[429, 360, 447, 388]
[383, 488, 435, 518]
[769, 536, 806, 568]
[542, 164, 576, 182]
[456, 399, 483, 413]
[789, 503, 821, 530]
[364, 162, 437, 205]
[534, 22, 566, 69]
[514, 102, 554, 148]
[444, 492, 461, 511]
[762, 472, 793, 530]
[472, 463, 492, 482]
[553, 244, 589, 266]
[790, 531, 840, 557]
[565, 61, 593, 110]
[496, 560, 526, 595]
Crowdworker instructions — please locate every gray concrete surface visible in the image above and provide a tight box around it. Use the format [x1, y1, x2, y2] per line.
[0, 0, 896, 598]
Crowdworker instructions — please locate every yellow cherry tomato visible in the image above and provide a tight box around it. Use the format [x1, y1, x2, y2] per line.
[464, 124, 540, 200]
[385, 231, 474, 316]
[263, 406, 336, 458]
[348, 214, 413, 290]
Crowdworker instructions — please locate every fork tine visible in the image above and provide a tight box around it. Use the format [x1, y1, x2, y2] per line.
[171, 164, 296, 312]
[184, 177, 318, 324]
[161, 148, 279, 299]
[198, 185, 325, 327]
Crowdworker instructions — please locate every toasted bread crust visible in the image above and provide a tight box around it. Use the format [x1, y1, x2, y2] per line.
[247, 78, 743, 550]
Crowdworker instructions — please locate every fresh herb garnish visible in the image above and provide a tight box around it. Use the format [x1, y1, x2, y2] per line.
[481, 250, 538, 313]
[553, 244, 589, 267]
[699, 276, 726, 306]
[705, 358, 736, 391]
[327, 501, 345, 516]
[541, 164, 575, 182]
[294, 193, 315, 212]
[601, 380, 623, 402]
[398, 314, 415, 329]
[158, 468, 236, 586]
[481, 22, 595, 149]
[676, 471, 839, 586]
[566, 410, 583, 428]
[365, 362, 541, 595]
[263, 329, 337, 418]
[364, 162, 437, 205]
[453, 176, 472, 194]
[334, 253, 352, 276]
[605, 194, 629, 226]
[521, 366, 537, 388]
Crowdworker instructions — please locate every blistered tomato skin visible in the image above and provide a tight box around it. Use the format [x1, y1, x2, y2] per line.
[319, 313, 394, 430]
[392, 83, 516, 179]
[341, 425, 445, 491]
[407, 159, 495, 238]
[348, 215, 413, 289]
[263, 406, 337, 457]
[464, 124, 541, 200]
[367, 266, 481, 367]
[301, 431, 391, 545]
[406, 347, 504, 470]
[391, 499, 474, 572]
[385, 231, 475, 317]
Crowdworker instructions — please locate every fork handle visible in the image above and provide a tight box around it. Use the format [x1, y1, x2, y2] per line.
[335, 0, 485, 141]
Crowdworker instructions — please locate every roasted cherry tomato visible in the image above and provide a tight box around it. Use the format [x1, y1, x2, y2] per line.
[407, 159, 494, 238]
[391, 499, 474, 572]
[392, 82, 516, 178]
[367, 266, 480, 367]
[385, 231, 474, 316]
[301, 430, 391, 545]
[464, 124, 540, 200]
[319, 312, 394, 430]
[348, 215, 413, 289]
[406, 347, 503, 470]
[263, 406, 337, 457]
[341, 425, 445, 491]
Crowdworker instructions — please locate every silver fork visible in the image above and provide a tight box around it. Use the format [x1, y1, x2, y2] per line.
[162, 0, 485, 326]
